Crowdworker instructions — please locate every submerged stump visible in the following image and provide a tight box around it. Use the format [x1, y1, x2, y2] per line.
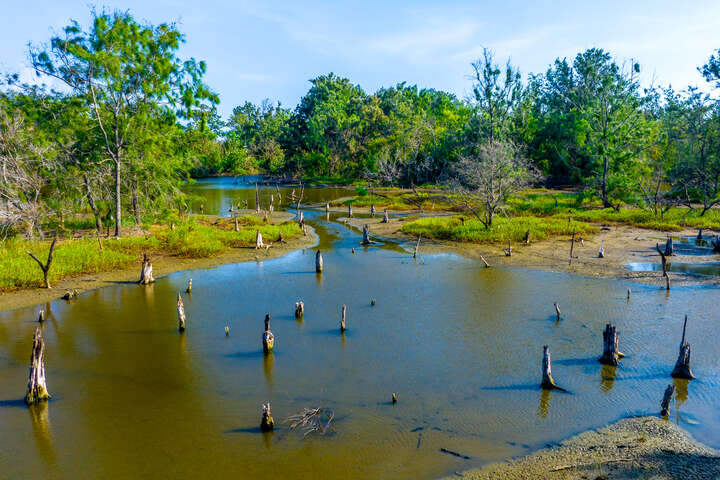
[671, 315, 695, 379]
[138, 253, 155, 285]
[315, 250, 323, 273]
[261, 402, 274, 432]
[361, 224, 372, 245]
[263, 314, 274, 353]
[599, 323, 624, 366]
[186, 278, 192, 294]
[295, 301, 304, 319]
[540, 345, 564, 391]
[348, 204, 353, 218]
[177, 294, 186, 332]
[340, 304, 347, 332]
[553, 302, 561, 321]
[25, 327, 50, 405]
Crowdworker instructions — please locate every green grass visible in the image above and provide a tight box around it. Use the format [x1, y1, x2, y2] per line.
[0, 216, 303, 291]
[401, 215, 596, 244]
[332, 192, 459, 211]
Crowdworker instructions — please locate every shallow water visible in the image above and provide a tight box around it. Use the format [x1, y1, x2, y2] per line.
[1, 179, 719, 479]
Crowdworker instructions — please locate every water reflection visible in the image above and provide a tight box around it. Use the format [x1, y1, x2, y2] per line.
[29, 402, 56, 468]
[263, 353, 274, 389]
[538, 389, 551, 419]
[600, 364, 617, 393]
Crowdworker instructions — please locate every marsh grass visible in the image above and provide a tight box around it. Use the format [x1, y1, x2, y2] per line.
[0, 216, 302, 291]
[401, 215, 597, 244]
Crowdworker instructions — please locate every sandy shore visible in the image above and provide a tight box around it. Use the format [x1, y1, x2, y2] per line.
[446, 416, 720, 480]
[0, 215, 317, 313]
[341, 211, 719, 289]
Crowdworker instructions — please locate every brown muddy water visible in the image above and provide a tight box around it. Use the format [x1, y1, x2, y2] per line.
[0, 179, 718, 479]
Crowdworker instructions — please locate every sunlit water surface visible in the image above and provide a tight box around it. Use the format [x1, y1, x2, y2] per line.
[1, 178, 718, 479]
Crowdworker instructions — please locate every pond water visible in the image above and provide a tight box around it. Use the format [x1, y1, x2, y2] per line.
[1, 178, 719, 479]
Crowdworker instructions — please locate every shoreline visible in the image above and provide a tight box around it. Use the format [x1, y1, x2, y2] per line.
[0, 222, 317, 313]
[445, 416, 720, 479]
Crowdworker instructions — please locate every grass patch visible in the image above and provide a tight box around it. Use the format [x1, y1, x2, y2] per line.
[0, 216, 303, 291]
[401, 215, 596, 244]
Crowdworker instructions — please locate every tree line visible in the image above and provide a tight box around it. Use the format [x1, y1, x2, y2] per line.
[3, 8, 720, 238]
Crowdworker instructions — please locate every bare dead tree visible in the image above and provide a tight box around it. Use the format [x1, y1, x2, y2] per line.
[27, 237, 58, 288]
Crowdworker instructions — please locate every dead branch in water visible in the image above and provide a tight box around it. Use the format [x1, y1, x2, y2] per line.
[285, 407, 335, 437]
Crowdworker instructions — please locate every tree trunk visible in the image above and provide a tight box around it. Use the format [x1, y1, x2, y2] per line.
[660, 384, 674, 417]
[25, 327, 50, 405]
[348, 204, 353, 218]
[295, 301, 304, 319]
[132, 179, 141, 226]
[261, 402, 274, 431]
[255, 183, 260, 213]
[83, 174, 103, 234]
[413, 235, 421, 258]
[26, 237, 57, 289]
[540, 345, 564, 390]
[114, 158, 122, 237]
[340, 304, 346, 332]
[553, 302, 561, 321]
[256, 231, 264, 249]
[362, 224, 372, 245]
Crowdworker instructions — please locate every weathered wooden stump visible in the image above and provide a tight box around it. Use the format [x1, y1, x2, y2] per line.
[697, 228, 703, 241]
[392, 393, 398, 404]
[138, 253, 154, 284]
[315, 250, 323, 273]
[627, 288, 631, 300]
[371, 299, 376, 306]
[382, 210, 389, 223]
[660, 384, 675, 417]
[186, 278, 192, 294]
[25, 327, 50, 405]
[599, 323, 624, 366]
[224, 326, 229, 337]
[260, 402, 274, 432]
[370, 204, 375, 217]
[256, 231, 265, 249]
[325, 202, 330, 214]
[413, 235, 421, 258]
[295, 301, 304, 319]
[61, 289, 78, 301]
[177, 294, 186, 332]
[38, 310, 44, 323]
[348, 204, 353, 218]
[598, 242, 605, 258]
[479, 253, 491, 268]
[362, 224, 372, 245]
[540, 345, 564, 391]
[503, 239, 512, 257]
[269, 194, 274, 213]
[664, 236, 673, 256]
[553, 302, 561, 321]
[263, 314, 274, 353]
[351, 247, 355, 254]
[340, 304, 347, 332]
[671, 315, 695, 379]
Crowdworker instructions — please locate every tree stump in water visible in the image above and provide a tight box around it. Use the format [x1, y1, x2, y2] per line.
[414, 235, 421, 258]
[348, 204, 353, 218]
[177, 294, 186, 332]
[382, 210, 389, 223]
[553, 302, 561, 321]
[392, 393, 398, 404]
[599, 323, 624, 366]
[224, 326, 229, 337]
[340, 304, 346, 332]
[38, 310, 45, 323]
[256, 231, 265, 249]
[262, 314, 274, 353]
[627, 288, 631, 300]
[298, 211, 304, 225]
[25, 327, 50, 405]
[325, 203, 330, 214]
[671, 315, 695, 379]
[504, 240, 512, 257]
[316, 250, 323, 273]
[186, 278, 192, 294]
[295, 301, 304, 319]
[664, 236, 673, 256]
[26, 237, 57, 289]
[362, 224, 372, 245]
[138, 253, 155, 284]
[540, 346, 564, 391]
[370, 204, 375, 217]
[371, 299, 376, 306]
[261, 402, 275, 432]
[660, 384, 675, 417]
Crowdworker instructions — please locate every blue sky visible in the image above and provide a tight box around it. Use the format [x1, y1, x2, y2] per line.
[2, 0, 719, 117]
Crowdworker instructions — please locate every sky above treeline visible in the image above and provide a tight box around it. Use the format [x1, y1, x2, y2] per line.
[2, 0, 719, 117]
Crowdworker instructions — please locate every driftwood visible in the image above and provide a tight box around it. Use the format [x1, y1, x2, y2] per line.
[61, 289, 78, 301]
[439, 448, 470, 460]
[25, 327, 51, 405]
[286, 407, 334, 437]
[340, 304, 347, 332]
[27, 237, 57, 289]
[479, 253, 491, 268]
[186, 278, 192, 294]
[262, 314, 274, 353]
[671, 315, 695, 379]
[599, 323, 625, 366]
[260, 402, 275, 432]
[553, 302, 561, 321]
[541, 345, 565, 391]
[138, 253, 154, 285]
[382, 210, 389, 223]
[660, 384, 675, 417]
[177, 294, 186, 332]
[315, 250, 323, 273]
[295, 301, 304, 319]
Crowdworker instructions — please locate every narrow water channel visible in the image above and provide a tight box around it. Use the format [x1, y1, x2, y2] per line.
[0, 179, 718, 479]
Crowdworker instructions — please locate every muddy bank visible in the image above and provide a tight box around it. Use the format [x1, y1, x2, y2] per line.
[0, 217, 316, 313]
[446, 416, 720, 480]
[338, 209, 720, 288]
